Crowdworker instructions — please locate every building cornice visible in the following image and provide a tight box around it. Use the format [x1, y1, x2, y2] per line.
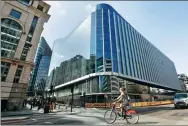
[1, 57, 34, 67]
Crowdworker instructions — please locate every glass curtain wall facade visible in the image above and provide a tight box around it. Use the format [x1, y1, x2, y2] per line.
[28, 37, 52, 96]
[49, 4, 181, 104]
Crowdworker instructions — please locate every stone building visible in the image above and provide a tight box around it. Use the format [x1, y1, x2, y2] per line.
[1, 0, 50, 111]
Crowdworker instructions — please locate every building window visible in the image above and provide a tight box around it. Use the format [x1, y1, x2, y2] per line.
[1, 18, 22, 59]
[20, 16, 38, 61]
[28, 16, 38, 35]
[1, 62, 11, 82]
[10, 9, 21, 19]
[20, 43, 31, 61]
[1, 42, 17, 50]
[13, 65, 23, 83]
[37, 5, 44, 11]
[17, 0, 30, 6]
[31, 16, 38, 28]
[26, 36, 32, 42]
[1, 50, 15, 58]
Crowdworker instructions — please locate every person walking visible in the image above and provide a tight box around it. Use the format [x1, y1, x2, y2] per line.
[30, 100, 33, 110]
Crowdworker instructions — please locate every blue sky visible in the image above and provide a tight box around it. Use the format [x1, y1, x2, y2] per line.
[42, 1, 188, 75]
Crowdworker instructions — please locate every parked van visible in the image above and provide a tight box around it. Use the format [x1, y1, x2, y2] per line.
[174, 92, 188, 108]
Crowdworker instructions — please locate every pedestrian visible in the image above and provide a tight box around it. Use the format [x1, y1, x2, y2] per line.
[24, 99, 27, 106]
[37, 100, 41, 111]
[22, 101, 24, 108]
[30, 100, 33, 110]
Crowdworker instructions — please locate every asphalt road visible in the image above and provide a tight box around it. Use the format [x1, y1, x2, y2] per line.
[2, 104, 188, 125]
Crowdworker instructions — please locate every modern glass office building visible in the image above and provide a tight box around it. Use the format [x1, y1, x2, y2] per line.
[28, 37, 52, 96]
[48, 3, 181, 104]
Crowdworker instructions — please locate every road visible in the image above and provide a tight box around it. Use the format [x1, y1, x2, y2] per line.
[2, 104, 188, 125]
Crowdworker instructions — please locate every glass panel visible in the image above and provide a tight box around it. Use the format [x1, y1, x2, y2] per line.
[10, 9, 21, 19]
[17, 0, 30, 6]
[109, 11, 118, 73]
[118, 17, 126, 75]
[1, 18, 22, 58]
[125, 23, 134, 77]
[1, 62, 11, 82]
[28, 16, 38, 35]
[48, 15, 91, 85]
[129, 26, 139, 78]
[26, 36, 32, 42]
[90, 12, 96, 73]
[114, 14, 123, 74]
[96, 9, 103, 72]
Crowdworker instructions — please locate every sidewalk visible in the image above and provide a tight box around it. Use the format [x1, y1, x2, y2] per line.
[1, 107, 32, 124]
[1, 104, 81, 123]
[27, 104, 80, 114]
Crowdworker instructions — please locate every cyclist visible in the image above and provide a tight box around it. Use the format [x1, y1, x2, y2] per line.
[113, 87, 129, 119]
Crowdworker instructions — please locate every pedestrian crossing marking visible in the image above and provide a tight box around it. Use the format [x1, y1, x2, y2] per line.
[45, 122, 52, 124]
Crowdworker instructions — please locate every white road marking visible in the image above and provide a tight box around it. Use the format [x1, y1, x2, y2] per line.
[31, 119, 37, 121]
[45, 122, 52, 124]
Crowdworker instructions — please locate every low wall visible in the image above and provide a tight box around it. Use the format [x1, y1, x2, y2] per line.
[85, 100, 174, 108]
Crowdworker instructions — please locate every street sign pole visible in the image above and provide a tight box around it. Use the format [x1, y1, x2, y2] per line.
[71, 86, 74, 113]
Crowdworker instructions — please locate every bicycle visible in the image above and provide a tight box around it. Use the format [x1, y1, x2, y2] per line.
[104, 102, 139, 124]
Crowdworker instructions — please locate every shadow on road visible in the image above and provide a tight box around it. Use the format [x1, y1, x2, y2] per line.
[138, 121, 159, 124]
[136, 106, 173, 115]
[74, 114, 105, 122]
[53, 119, 85, 125]
[173, 107, 188, 110]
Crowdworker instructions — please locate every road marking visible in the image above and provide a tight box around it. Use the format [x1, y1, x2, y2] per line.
[45, 122, 52, 124]
[31, 119, 37, 121]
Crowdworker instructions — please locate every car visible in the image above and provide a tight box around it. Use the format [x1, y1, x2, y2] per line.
[174, 92, 188, 108]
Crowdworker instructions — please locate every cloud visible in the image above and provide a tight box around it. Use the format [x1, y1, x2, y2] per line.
[46, 1, 67, 16]
[54, 52, 64, 58]
[85, 4, 93, 14]
[46, 1, 61, 7]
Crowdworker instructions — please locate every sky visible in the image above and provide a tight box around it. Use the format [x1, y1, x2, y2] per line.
[41, 1, 188, 75]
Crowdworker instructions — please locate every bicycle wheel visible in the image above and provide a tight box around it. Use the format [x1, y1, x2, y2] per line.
[125, 109, 139, 124]
[104, 109, 117, 124]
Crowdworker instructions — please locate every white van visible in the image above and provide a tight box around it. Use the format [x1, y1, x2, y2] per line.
[174, 93, 188, 108]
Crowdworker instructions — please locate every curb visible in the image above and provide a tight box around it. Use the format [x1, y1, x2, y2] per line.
[1, 113, 33, 117]
[57, 111, 81, 115]
[1, 117, 30, 124]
